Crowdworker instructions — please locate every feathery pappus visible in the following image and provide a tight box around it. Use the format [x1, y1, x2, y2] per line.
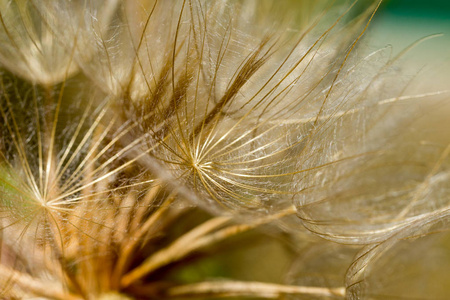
[0, 0, 449, 299]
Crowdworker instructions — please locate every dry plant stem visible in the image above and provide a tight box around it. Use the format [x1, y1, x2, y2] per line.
[166, 280, 345, 299]
[120, 215, 231, 288]
[121, 206, 297, 288]
[0, 265, 82, 300]
[129, 184, 162, 232]
[111, 190, 174, 289]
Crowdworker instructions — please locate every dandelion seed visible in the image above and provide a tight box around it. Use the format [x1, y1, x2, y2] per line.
[347, 205, 450, 299]
[0, 0, 118, 85]
[0, 70, 154, 297]
[80, 0, 407, 217]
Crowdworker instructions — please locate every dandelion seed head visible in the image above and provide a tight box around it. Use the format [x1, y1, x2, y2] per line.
[0, 1, 449, 299]
[96, 0, 381, 214]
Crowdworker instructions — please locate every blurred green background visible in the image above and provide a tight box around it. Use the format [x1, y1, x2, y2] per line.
[371, 0, 450, 63]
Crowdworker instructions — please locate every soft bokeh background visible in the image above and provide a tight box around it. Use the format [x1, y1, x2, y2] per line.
[373, 0, 450, 149]
[372, 0, 450, 68]
[370, 0, 450, 56]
